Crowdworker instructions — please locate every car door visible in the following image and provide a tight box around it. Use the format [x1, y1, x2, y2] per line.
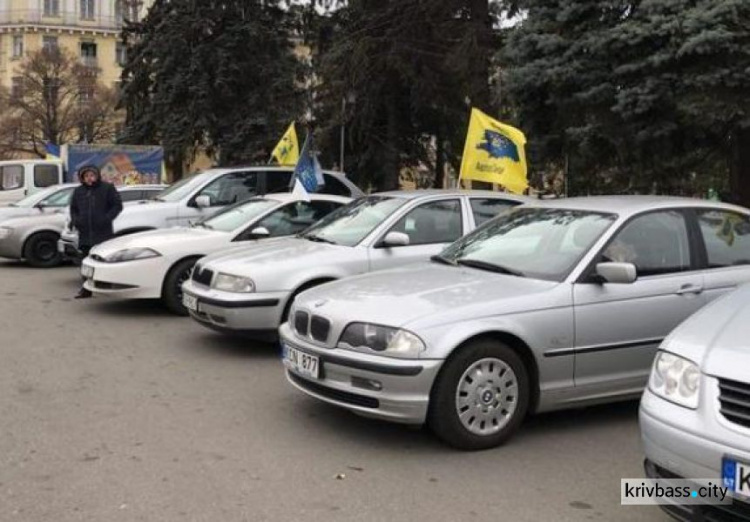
[572, 209, 706, 393]
[695, 208, 750, 303]
[368, 198, 464, 271]
[180, 171, 260, 226]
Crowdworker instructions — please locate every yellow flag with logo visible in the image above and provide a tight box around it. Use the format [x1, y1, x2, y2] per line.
[459, 108, 529, 194]
[271, 122, 299, 166]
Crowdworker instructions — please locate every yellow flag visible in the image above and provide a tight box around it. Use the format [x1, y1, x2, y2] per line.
[271, 122, 299, 166]
[459, 108, 529, 194]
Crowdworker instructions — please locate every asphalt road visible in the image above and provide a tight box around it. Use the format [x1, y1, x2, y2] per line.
[0, 261, 668, 522]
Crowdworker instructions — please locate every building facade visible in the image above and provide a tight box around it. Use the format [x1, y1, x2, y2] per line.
[0, 0, 153, 89]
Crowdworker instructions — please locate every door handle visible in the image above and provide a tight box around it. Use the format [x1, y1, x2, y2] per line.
[676, 284, 704, 296]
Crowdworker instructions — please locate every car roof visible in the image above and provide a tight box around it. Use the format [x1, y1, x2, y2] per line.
[372, 189, 532, 202]
[528, 195, 749, 217]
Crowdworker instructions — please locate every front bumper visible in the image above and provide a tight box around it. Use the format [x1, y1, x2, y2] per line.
[0, 233, 24, 259]
[640, 380, 750, 520]
[58, 237, 81, 262]
[280, 323, 443, 425]
[182, 279, 288, 337]
[81, 257, 167, 299]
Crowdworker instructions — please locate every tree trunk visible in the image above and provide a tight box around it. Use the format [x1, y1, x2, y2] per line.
[434, 130, 445, 189]
[381, 90, 400, 191]
[729, 126, 750, 207]
[468, 0, 492, 190]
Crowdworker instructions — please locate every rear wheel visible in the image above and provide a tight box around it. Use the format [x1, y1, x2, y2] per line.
[428, 339, 530, 450]
[24, 232, 63, 268]
[162, 258, 199, 315]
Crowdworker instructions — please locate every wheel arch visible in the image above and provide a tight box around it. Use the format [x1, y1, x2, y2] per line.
[22, 228, 61, 259]
[161, 254, 204, 295]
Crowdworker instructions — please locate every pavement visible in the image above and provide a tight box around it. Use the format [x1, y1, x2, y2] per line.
[0, 261, 668, 522]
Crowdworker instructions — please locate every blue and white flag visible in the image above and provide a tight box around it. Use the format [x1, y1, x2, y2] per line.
[292, 132, 325, 193]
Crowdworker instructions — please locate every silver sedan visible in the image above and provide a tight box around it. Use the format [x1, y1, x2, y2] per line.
[281, 196, 750, 449]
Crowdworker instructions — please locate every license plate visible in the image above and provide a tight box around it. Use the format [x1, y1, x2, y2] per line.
[284, 344, 320, 379]
[81, 264, 94, 279]
[723, 458, 750, 500]
[183, 293, 199, 312]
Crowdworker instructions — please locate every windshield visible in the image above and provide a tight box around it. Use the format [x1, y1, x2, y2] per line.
[440, 207, 617, 281]
[9, 185, 67, 208]
[155, 172, 210, 202]
[300, 196, 407, 247]
[199, 198, 279, 232]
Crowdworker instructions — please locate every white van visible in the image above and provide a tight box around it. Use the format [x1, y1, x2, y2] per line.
[0, 160, 65, 206]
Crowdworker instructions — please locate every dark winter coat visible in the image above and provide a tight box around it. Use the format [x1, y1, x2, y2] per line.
[70, 177, 123, 248]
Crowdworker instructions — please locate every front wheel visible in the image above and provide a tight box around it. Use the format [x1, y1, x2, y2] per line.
[162, 258, 198, 315]
[428, 339, 530, 450]
[24, 232, 63, 268]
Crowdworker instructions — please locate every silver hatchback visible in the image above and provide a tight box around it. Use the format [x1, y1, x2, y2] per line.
[282, 197, 750, 449]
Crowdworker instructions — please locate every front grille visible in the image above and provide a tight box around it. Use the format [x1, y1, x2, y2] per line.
[294, 311, 309, 336]
[288, 372, 379, 409]
[718, 378, 750, 429]
[310, 315, 331, 342]
[703, 500, 750, 522]
[192, 266, 213, 286]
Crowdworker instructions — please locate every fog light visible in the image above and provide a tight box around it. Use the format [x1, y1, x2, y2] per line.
[351, 376, 382, 391]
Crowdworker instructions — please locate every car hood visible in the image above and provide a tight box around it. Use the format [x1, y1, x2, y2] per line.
[296, 263, 562, 329]
[0, 207, 33, 224]
[661, 285, 750, 383]
[91, 227, 228, 257]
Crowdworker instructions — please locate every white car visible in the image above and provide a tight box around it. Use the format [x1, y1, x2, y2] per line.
[182, 190, 529, 340]
[59, 166, 362, 260]
[81, 194, 351, 314]
[0, 183, 78, 225]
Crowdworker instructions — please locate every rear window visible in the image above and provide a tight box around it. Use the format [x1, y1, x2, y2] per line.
[0, 165, 24, 190]
[34, 165, 60, 188]
[319, 174, 352, 197]
[470, 198, 520, 226]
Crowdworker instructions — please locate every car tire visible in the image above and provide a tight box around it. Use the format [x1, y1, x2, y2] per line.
[24, 231, 63, 268]
[428, 339, 530, 450]
[162, 258, 199, 316]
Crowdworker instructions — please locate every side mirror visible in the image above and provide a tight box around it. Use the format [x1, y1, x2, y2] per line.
[379, 231, 410, 248]
[34, 202, 47, 210]
[195, 195, 212, 208]
[595, 262, 637, 284]
[249, 226, 270, 238]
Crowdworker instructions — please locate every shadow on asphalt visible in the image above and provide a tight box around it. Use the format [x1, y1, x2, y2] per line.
[89, 298, 177, 317]
[184, 330, 281, 359]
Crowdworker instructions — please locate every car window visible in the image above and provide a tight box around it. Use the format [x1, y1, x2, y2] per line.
[202, 199, 279, 232]
[697, 210, 750, 268]
[253, 200, 345, 238]
[265, 171, 293, 193]
[142, 189, 163, 200]
[470, 198, 519, 226]
[197, 171, 259, 206]
[603, 211, 691, 276]
[39, 187, 74, 207]
[156, 174, 208, 202]
[34, 165, 59, 188]
[388, 199, 462, 246]
[319, 174, 352, 197]
[0, 165, 24, 191]
[120, 190, 148, 203]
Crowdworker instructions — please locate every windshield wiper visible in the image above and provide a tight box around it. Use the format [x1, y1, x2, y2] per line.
[430, 254, 457, 266]
[456, 259, 525, 277]
[303, 234, 338, 245]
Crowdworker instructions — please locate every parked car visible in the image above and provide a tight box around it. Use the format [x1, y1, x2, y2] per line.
[280, 196, 750, 450]
[0, 184, 166, 267]
[80, 194, 351, 314]
[0, 182, 77, 225]
[0, 159, 64, 205]
[640, 284, 750, 521]
[59, 166, 363, 261]
[182, 190, 528, 340]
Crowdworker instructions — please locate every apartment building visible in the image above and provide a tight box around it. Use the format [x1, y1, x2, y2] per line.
[0, 0, 154, 90]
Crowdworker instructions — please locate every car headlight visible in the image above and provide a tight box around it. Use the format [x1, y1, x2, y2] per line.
[648, 351, 701, 409]
[105, 248, 161, 263]
[0, 227, 13, 239]
[338, 323, 426, 359]
[213, 273, 255, 293]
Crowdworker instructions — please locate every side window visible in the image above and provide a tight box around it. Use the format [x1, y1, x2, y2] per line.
[0, 165, 24, 191]
[697, 210, 750, 268]
[251, 201, 344, 239]
[470, 198, 519, 226]
[197, 172, 259, 206]
[319, 174, 352, 196]
[265, 171, 293, 193]
[120, 190, 146, 203]
[34, 165, 59, 188]
[388, 199, 463, 246]
[603, 211, 691, 276]
[40, 187, 74, 207]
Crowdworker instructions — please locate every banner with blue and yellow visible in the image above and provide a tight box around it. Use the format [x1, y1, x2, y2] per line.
[271, 122, 299, 166]
[459, 108, 529, 194]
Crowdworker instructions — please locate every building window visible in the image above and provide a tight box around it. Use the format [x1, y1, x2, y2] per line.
[11, 77, 23, 100]
[115, 41, 127, 66]
[44, 0, 60, 17]
[80, 0, 95, 20]
[80, 41, 98, 66]
[12, 35, 23, 59]
[128, 1, 140, 22]
[43, 36, 59, 51]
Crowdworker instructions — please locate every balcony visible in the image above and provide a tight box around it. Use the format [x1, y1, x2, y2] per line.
[0, 10, 128, 33]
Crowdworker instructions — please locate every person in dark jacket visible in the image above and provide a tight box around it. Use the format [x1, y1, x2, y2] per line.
[70, 165, 123, 299]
